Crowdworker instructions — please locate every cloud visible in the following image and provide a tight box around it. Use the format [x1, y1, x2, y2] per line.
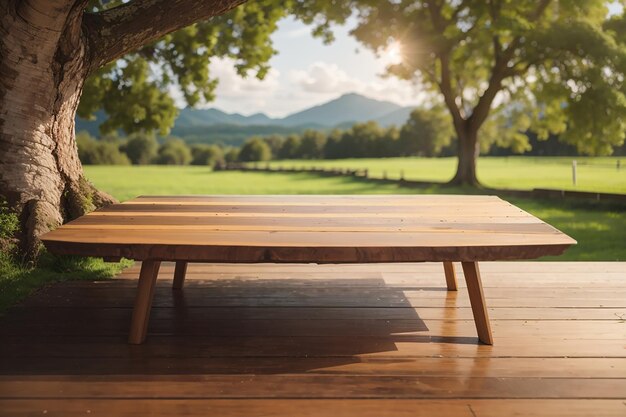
[177, 58, 283, 116]
[284, 26, 312, 39]
[290, 62, 360, 94]
[175, 58, 428, 117]
[210, 58, 280, 97]
[290, 61, 427, 107]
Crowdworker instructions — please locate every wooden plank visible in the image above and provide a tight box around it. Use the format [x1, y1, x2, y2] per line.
[44, 229, 570, 246]
[41, 195, 575, 263]
[3, 335, 624, 358]
[66, 217, 549, 232]
[2, 399, 625, 417]
[9, 318, 623, 339]
[1, 399, 624, 417]
[101, 202, 530, 215]
[0, 357, 624, 378]
[0, 375, 624, 399]
[5, 305, 626, 321]
[0, 261, 624, 415]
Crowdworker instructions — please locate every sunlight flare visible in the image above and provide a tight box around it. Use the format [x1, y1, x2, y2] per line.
[381, 40, 404, 65]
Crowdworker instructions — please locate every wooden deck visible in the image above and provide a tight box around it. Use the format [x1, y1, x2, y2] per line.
[0, 261, 625, 416]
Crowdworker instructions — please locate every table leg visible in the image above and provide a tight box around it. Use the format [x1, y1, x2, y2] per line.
[129, 260, 161, 344]
[461, 261, 493, 345]
[172, 261, 188, 290]
[443, 262, 458, 291]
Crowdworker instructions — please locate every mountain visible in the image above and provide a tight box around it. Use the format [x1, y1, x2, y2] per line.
[280, 93, 405, 127]
[374, 107, 414, 127]
[175, 108, 273, 127]
[76, 93, 417, 145]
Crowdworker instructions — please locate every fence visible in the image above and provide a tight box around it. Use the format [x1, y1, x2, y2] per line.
[217, 162, 626, 205]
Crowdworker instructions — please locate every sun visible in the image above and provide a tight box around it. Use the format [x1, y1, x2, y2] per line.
[381, 40, 404, 66]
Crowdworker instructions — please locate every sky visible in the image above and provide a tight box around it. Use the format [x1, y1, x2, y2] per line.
[203, 17, 425, 118]
[200, 3, 624, 118]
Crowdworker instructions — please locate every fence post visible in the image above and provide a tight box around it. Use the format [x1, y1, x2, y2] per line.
[572, 160, 577, 186]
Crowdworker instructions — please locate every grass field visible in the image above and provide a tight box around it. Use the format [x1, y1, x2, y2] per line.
[84, 165, 625, 261]
[264, 156, 626, 194]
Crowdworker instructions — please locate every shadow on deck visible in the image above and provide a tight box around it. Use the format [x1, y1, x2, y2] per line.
[0, 262, 625, 416]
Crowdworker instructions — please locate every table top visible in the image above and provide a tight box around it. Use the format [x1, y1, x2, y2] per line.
[41, 195, 576, 263]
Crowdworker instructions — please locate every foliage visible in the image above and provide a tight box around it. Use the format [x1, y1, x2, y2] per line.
[0, 252, 133, 313]
[278, 135, 302, 159]
[0, 200, 19, 271]
[123, 132, 159, 165]
[225, 147, 240, 163]
[191, 144, 225, 167]
[156, 138, 193, 165]
[0, 200, 19, 243]
[262, 135, 286, 159]
[76, 131, 131, 165]
[297, 130, 327, 159]
[79, 1, 290, 136]
[399, 107, 454, 157]
[333, 0, 626, 158]
[238, 137, 272, 162]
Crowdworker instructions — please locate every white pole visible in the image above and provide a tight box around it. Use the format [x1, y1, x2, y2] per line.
[572, 160, 577, 186]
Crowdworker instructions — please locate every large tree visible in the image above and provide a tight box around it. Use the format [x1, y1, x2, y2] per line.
[0, 0, 307, 259]
[337, 0, 626, 185]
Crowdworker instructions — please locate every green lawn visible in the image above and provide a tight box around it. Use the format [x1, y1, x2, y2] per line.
[84, 165, 625, 261]
[264, 156, 626, 194]
[2, 163, 623, 312]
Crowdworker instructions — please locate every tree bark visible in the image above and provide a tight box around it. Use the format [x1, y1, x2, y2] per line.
[0, 0, 114, 261]
[1, 0, 250, 261]
[449, 125, 480, 187]
[83, 0, 248, 72]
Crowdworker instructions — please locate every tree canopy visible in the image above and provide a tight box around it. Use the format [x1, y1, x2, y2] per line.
[77, 0, 349, 136]
[313, 0, 626, 183]
[78, 1, 286, 135]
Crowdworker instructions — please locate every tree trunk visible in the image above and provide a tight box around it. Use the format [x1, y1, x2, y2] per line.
[449, 126, 480, 186]
[0, 0, 115, 261]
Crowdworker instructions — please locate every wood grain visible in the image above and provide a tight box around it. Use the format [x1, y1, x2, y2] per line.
[0, 262, 624, 417]
[40, 195, 576, 262]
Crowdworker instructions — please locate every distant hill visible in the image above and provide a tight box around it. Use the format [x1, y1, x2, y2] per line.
[279, 93, 406, 127]
[175, 108, 274, 127]
[76, 93, 416, 145]
[374, 107, 414, 127]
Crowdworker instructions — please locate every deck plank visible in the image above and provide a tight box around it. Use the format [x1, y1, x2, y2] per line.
[0, 261, 624, 417]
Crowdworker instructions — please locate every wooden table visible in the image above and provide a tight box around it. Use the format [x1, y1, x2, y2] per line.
[41, 195, 576, 345]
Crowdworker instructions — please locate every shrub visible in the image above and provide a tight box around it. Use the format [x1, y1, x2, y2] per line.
[262, 135, 285, 159]
[191, 144, 225, 167]
[224, 148, 240, 163]
[278, 135, 301, 159]
[76, 132, 130, 165]
[238, 137, 272, 162]
[399, 107, 454, 157]
[123, 132, 159, 164]
[298, 130, 326, 159]
[155, 138, 192, 165]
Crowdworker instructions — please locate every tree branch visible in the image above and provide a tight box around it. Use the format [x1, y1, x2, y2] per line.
[438, 54, 466, 134]
[83, 0, 248, 72]
[467, 1, 553, 132]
